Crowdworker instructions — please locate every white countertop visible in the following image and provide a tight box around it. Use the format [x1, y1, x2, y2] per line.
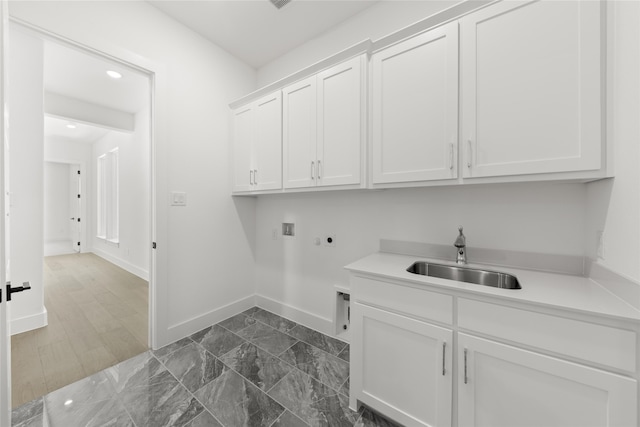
[345, 252, 640, 322]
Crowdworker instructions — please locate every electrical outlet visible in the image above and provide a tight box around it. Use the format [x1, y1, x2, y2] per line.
[271, 228, 278, 240]
[596, 231, 605, 259]
[323, 234, 336, 247]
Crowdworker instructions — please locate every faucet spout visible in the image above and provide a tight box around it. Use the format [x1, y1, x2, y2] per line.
[454, 226, 467, 264]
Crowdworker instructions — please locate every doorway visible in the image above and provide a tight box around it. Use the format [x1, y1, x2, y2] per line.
[9, 23, 155, 409]
[44, 161, 81, 256]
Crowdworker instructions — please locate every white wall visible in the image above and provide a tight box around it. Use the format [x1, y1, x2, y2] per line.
[255, 183, 587, 332]
[90, 108, 150, 280]
[43, 162, 71, 243]
[585, 1, 640, 283]
[258, 0, 460, 86]
[8, 28, 46, 334]
[9, 1, 258, 347]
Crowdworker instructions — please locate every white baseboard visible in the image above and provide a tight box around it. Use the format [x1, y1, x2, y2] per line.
[255, 294, 345, 342]
[11, 307, 48, 335]
[91, 248, 149, 281]
[164, 295, 256, 347]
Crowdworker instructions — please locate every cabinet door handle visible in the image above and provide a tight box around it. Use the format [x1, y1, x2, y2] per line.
[467, 140, 472, 168]
[442, 342, 447, 376]
[254, 169, 258, 185]
[249, 170, 253, 185]
[449, 143, 454, 170]
[464, 348, 468, 384]
[311, 161, 315, 180]
[317, 160, 322, 179]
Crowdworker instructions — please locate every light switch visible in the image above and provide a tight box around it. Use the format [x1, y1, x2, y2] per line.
[171, 192, 187, 206]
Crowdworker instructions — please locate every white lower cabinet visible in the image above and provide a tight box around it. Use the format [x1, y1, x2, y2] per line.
[458, 333, 637, 427]
[352, 302, 453, 427]
[350, 277, 639, 427]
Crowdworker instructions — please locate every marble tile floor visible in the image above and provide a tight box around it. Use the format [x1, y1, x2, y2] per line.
[12, 307, 402, 427]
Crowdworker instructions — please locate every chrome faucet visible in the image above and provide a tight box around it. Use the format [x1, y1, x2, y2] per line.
[454, 226, 467, 264]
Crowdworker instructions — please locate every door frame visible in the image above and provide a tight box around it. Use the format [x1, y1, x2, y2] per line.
[1, 3, 10, 425]
[8, 16, 167, 353]
[43, 160, 86, 255]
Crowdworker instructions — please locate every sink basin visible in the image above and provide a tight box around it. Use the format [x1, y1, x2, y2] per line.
[407, 261, 522, 290]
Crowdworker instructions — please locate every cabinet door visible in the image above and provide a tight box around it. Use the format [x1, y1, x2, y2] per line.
[372, 22, 459, 184]
[254, 92, 282, 191]
[352, 302, 452, 427]
[231, 104, 254, 193]
[317, 56, 363, 187]
[283, 76, 317, 189]
[458, 333, 637, 427]
[461, 0, 602, 178]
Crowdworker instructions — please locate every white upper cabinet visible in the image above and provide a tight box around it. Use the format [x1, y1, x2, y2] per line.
[231, 105, 254, 193]
[283, 76, 317, 189]
[231, 91, 282, 193]
[461, 0, 602, 178]
[317, 58, 363, 187]
[283, 56, 364, 189]
[372, 22, 459, 185]
[253, 92, 283, 191]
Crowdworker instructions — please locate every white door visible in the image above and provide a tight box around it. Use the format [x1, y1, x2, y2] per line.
[0, 2, 11, 424]
[458, 333, 637, 427]
[253, 92, 282, 191]
[372, 22, 459, 184]
[461, 0, 601, 178]
[231, 105, 254, 193]
[70, 165, 81, 252]
[316, 56, 363, 187]
[352, 302, 452, 427]
[283, 76, 316, 189]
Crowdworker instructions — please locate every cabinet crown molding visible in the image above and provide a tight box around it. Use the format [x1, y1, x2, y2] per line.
[228, 39, 372, 110]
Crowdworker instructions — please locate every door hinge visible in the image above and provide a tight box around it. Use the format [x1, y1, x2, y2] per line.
[152, 242, 157, 249]
[77, 170, 81, 175]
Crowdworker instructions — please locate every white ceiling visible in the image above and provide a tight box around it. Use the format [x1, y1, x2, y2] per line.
[147, 0, 379, 69]
[44, 40, 149, 114]
[44, 116, 111, 144]
[43, 39, 149, 143]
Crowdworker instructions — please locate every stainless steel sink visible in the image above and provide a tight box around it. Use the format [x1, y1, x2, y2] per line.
[406, 261, 521, 290]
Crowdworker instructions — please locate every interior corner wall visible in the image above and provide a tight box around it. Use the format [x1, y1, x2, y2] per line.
[9, 1, 258, 347]
[89, 108, 150, 280]
[8, 27, 46, 334]
[585, 0, 640, 283]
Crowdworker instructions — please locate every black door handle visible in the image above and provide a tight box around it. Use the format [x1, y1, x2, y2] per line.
[5, 281, 31, 302]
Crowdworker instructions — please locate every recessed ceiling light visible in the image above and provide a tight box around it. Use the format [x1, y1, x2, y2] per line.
[66, 123, 77, 129]
[64, 399, 73, 406]
[106, 70, 122, 79]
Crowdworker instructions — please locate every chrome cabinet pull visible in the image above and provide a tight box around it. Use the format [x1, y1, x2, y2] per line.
[249, 170, 253, 185]
[311, 161, 315, 180]
[467, 140, 472, 168]
[442, 342, 447, 376]
[318, 160, 322, 179]
[449, 143, 454, 170]
[464, 348, 468, 384]
[254, 169, 258, 185]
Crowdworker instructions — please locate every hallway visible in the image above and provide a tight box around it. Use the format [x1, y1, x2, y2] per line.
[11, 253, 148, 408]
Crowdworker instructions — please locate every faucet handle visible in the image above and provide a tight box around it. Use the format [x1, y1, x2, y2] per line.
[454, 226, 466, 248]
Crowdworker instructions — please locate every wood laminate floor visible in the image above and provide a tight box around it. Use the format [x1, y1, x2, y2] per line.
[11, 253, 149, 409]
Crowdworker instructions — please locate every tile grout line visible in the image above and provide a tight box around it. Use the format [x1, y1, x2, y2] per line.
[150, 350, 227, 427]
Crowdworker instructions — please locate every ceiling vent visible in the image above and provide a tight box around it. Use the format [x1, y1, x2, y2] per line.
[269, 0, 292, 9]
